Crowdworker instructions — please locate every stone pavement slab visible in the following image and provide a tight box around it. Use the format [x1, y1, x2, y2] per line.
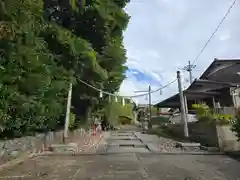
[107, 146, 150, 153]
[108, 139, 143, 146]
[1, 154, 240, 179]
[109, 135, 138, 140]
[134, 132, 161, 142]
[139, 154, 240, 180]
[112, 132, 134, 136]
[0, 154, 146, 180]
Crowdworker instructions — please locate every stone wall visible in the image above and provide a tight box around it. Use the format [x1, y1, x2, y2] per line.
[168, 122, 219, 147]
[168, 122, 240, 151]
[0, 130, 79, 165]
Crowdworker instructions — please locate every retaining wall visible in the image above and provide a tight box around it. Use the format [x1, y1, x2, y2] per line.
[168, 122, 240, 151]
[0, 129, 90, 165]
[168, 122, 219, 147]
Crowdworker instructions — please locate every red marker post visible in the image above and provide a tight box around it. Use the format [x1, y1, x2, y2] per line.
[92, 124, 97, 136]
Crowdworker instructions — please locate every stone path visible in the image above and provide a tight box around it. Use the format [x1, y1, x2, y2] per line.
[1, 128, 240, 179]
[96, 130, 205, 154]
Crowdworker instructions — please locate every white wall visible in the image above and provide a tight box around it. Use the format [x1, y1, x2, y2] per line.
[230, 87, 240, 108]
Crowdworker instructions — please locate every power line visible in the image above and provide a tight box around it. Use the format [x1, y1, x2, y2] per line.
[131, 79, 177, 98]
[192, 0, 237, 65]
[78, 78, 177, 98]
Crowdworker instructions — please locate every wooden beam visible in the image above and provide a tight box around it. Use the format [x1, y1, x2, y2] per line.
[185, 91, 220, 95]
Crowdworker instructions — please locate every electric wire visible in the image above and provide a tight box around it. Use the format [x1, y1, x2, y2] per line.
[78, 78, 177, 98]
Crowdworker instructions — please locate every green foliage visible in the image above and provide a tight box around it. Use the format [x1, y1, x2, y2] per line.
[0, 0, 130, 138]
[43, 0, 130, 123]
[232, 109, 240, 141]
[118, 103, 134, 120]
[118, 116, 132, 125]
[213, 113, 234, 125]
[0, 0, 71, 138]
[192, 103, 212, 118]
[192, 103, 233, 125]
[104, 101, 134, 126]
[69, 112, 76, 131]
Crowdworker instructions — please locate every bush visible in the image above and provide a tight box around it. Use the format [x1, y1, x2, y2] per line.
[69, 112, 76, 131]
[104, 101, 134, 126]
[213, 113, 234, 125]
[192, 103, 233, 125]
[118, 116, 132, 125]
[232, 109, 240, 141]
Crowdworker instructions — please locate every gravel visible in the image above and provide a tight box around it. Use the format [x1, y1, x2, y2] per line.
[156, 136, 205, 153]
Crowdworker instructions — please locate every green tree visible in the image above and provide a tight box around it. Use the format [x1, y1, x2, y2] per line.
[0, 0, 71, 137]
[0, 0, 131, 137]
[43, 0, 130, 124]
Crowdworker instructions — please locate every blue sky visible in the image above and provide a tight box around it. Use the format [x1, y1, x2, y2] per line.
[119, 0, 240, 104]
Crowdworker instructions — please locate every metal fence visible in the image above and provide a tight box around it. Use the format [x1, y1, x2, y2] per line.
[213, 107, 236, 115]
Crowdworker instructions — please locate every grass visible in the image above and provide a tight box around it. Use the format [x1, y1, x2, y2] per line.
[148, 124, 191, 142]
[151, 116, 170, 126]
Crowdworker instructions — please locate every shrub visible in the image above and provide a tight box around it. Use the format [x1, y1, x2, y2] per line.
[213, 113, 234, 125]
[118, 116, 132, 125]
[192, 103, 233, 125]
[232, 109, 240, 141]
[104, 101, 134, 126]
[69, 112, 76, 131]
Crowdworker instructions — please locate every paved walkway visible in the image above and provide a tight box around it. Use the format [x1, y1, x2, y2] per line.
[1, 128, 240, 179]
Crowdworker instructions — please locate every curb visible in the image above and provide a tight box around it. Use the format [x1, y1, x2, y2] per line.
[35, 152, 225, 156]
[35, 151, 225, 156]
[200, 146, 220, 152]
[138, 152, 225, 155]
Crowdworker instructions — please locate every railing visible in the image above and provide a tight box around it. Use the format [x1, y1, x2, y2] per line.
[213, 107, 236, 115]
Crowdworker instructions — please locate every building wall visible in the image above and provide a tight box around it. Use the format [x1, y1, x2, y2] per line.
[215, 88, 234, 107]
[230, 87, 240, 108]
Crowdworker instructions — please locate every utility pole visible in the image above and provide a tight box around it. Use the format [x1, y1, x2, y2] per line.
[177, 71, 189, 138]
[183, 61, 196, 84]
[64, 82, 72, 142]
[148, 85, 152, 129]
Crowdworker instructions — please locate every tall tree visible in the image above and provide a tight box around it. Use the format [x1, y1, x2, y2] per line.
[43, 0, 130, 122]
[0, 0, 131, 137]
[0, 0, 72, 137]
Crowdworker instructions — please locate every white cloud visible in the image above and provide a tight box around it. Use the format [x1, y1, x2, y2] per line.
[219, 32, 231, 41]
[120, 0, 240, 104]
